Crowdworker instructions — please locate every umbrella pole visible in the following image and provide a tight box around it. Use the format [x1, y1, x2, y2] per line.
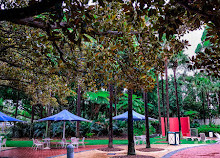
[63, 121, 65, 139]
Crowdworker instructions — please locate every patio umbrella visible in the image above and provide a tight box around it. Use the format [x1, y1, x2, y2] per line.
[0, 111, 23, 122]
[112, 110, 157, 121]
[37, 110, 90, 139]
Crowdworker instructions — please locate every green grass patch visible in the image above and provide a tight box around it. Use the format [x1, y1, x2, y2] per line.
[5, 136, 216, 147]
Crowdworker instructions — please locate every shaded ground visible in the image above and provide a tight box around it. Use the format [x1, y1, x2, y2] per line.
[98, 147, 124, 152]
[137, 148, 164, 152]
[112, 156, 155, 158]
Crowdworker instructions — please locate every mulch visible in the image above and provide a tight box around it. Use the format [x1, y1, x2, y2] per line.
[137, 148, 164, 152]
[111, 155, 155, 158]
[97, 147, 124, 152]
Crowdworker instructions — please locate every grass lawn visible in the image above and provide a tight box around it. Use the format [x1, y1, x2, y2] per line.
[6, 137, 216, 147]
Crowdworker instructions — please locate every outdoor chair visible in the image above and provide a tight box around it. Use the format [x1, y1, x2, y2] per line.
[140, 135, 146, 144]
[32, 139, 44, 150]
[214, 133, 220, 143]
[71, 137, 79, 149]
[134, 136, 141, 145]
[78, 137, 85, 147]
[0, 138, 7, 149]
[198, 133, 211, 142]
[58, 138, 69, 148]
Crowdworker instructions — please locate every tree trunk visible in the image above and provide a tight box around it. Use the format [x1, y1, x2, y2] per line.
[30, 105, 34, 138]
[161, 74, 167, 137]
[31, 105, 34, 123]
[206, 91, 211, 125]
[165, 57, 170, 137]
[14, 92, 19, 118]
[91, 103, 94, 120]
[144, 92, 150, 148]
[40, 105, 43, 118]
[173, 68, 181, 136]
[218, 91, 220, 114]
[46, 105, 52, 138]
[114, 86, 117, 116]
[76, 85, 81, 138]
[202, 91, 206, 124]
[156, 75, 162, 136]
[127, 89, 135, 155]
[108, 84, 113, 148]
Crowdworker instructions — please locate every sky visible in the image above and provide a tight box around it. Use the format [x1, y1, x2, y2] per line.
[181, 28, 204, 58]
[167, 28, 204, 76]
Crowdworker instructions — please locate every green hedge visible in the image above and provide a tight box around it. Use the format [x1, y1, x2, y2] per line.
[198, 125, 220, 134]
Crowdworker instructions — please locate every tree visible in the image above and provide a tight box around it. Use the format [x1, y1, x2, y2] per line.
[169, 51, 189, 136]
[164, 56, 170, 136]
[156, 75, 162, 136]
[143, 91, 150, 148]
[108, 84, 113, 148]
[161, 74, 167, 137]
[76, 85, 81, 138]
[1, 0, 219, 79]
[127, 89, 135, 155]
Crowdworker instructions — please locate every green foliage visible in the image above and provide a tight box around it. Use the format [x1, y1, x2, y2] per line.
[86, 91, 109, 105]
[116, 93, 153, 114]
[184, 110, 199, 117]
[198, 125, 220, 134]
[8, 123, 31, 138]
[85, 132, 95, 138]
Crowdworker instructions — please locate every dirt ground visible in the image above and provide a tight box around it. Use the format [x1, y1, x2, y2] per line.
[56, 144, 205, 158]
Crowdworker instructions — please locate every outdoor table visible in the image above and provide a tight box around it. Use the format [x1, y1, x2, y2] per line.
[135, 135, 146, 144]
[42, 138, 53, 149]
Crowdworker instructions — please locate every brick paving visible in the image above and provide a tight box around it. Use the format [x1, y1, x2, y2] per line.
[170, 144, 220, 158]
[0, 145, 107, 158]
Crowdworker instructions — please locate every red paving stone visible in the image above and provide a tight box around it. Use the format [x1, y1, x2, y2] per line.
[0, 145, 107, 158]
[171, 144, 220, 158]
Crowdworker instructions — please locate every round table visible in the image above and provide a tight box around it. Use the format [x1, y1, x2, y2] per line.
[42, 138, 53, 149]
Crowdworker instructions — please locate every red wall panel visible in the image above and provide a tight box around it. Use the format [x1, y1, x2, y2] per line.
[161, 117, 190, 136]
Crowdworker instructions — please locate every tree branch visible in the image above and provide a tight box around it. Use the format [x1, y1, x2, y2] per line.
[0, 45, 15, 52]
[11, 17, 66, 31]
[177, 1, 211, 18]
[0, 0, 63, 21]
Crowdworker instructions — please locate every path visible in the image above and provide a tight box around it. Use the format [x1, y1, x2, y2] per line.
[0, 145, 107, 158]
[166, 144, 220, 158]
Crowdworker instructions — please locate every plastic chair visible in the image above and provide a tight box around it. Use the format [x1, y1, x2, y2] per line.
[71, 138, 79, 149]
[134, 136, 141, 145]
[32, 139, 44, 150]
[78, 137, 85, 147]
[1, 138, 7, 148]
[198, 133, 211, 142]
[58, 138, 70, 148]
[214, 133, 220, 143]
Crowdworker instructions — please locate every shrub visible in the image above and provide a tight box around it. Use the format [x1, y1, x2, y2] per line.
[198, 125, 220, 134]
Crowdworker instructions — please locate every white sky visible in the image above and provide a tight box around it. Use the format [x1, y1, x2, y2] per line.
[167, 28, 204, 76]
[181, 28, 204, 58]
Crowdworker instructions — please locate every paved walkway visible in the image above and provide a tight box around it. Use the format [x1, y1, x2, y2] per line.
[165, 144, 220, 158]
[0, 145, 107, 158]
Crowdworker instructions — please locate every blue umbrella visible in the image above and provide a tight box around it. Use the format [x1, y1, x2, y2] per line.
[37, 110, 90, 138]
[0, 111, 23, 122]
[113, 110, 156, 121]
